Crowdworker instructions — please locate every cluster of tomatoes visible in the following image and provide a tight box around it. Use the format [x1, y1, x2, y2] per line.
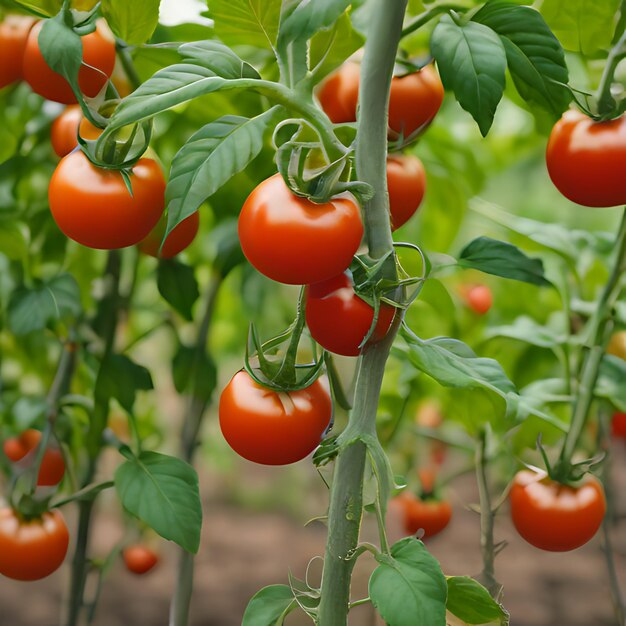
[219, 62, 446, 467]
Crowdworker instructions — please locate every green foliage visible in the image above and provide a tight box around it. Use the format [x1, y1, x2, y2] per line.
[241, 585, 295, 625]
[115, 451, 202, 553]
[95, 354, 154, 414]
[446, 576, 508, 624]
[157, 259, 200, 320]
[101, 0, 162, 45]
[278, 0, 352, 44]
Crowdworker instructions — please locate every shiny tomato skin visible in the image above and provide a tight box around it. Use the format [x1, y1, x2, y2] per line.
[0, 508, 69, 581]
[546, 111, 626, 207]
[123, 545, 159, 575]
[305, 272, 395, 356]
[23, 21, 115, 104]
[462, 284, 492, 315]
[50, 105, 102, 157]
[139, 211, 200, 259]
[388, 66, 444, 137]
[612, 412, 626, 440]
[49, 151, 165, 250]
[238, 174, 363, 285]
[3, 429, 65, 486]
[317, 63, 360, 124]
[510, 470, 606, 552]
[387, 154, 426, 230]
[219, 371, 332, 465]
[0, 15, 36, 89]
[394, 492, 452, 538]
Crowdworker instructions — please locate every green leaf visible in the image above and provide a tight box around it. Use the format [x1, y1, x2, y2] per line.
[101, 0, 161, 45]
[458, 237, 551, 286]
[472, 1, 570, 118]
[446, 576, 508, 624]
[486, 315, 567, 348]
[400, 329, 517, 401]
[538, 0, 620, 55]
[115, 451, 202, 553]
[172, 343, 217, 404]
[157, 259, 199, 320]
[209, 0, 282, 51]
[242, 584, 296, 626]
[309, 12, 364, 80]
[431, 15, 506, 136]
[11, 397, 48, 431]
[369, 538, 447, 626]
[165, 110, 278, 236]
[0, 221, 28, 261]
[95, 354, 153, 414]
[8, 274, 81, 335]
[38, 15, 82, 93]
[178, 41, 260, 79]
[596, 355, 626, 412]
[279, 0, 352, 44]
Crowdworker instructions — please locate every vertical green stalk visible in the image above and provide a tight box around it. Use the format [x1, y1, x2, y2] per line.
[317, 2, 408, 625]
[169, 272, 222, 626]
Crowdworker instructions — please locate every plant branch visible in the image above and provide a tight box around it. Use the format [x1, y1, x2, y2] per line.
[401, 4, 466, 38]
[596, 29, 626, 116]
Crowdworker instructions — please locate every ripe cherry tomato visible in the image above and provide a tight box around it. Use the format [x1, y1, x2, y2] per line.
[461, 284, 492, 315]
[612, 412, 626, 440]
[393, 492, 452, 539]
[0, 507, 69, 581]
[305, 272, 395, 356]
[219, 371, 332, 465]
[22, 21, 115, 104]
[510, 469, 606, 552]
[49, 151, 165, 249]
[317, 63, 444, 137]
[0, 15, 36, 89]
[238, 174, 363, 285]
[138, 211, 200, 259]
[50, 105, 102, 157]
[2, 429, 65, 486]
[123, 545, 159, 575]
[546, 111, 626, 207]
[387, 154, 426, 229]
[607, 331, 626, 360]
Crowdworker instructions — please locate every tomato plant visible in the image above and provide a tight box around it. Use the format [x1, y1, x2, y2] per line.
[123, 545, 159, 575]
[0, 15, 36, 89]
[139, 211, 199, 259]
[2, 429, 65, 486]
[50, 105, 102, 157]
[387, 154, 426, 230]
[393, 491, 452, 539]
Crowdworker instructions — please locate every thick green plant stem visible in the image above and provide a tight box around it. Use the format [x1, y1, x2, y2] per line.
[596, 29, 626, 116]
[317, 2, 408, 625]
[559, 208, 626, 468]
[169, 272, 222, 626]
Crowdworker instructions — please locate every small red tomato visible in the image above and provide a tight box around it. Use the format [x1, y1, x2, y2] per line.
[461, 284, 492, 315]
[0, 508, 69, 581]
[219, 371, 332, 465]
[3, 429, 65, 486]
[394, 492, 452, 539]
[546, 111, 626, 207]
[387, 154, 426, 230]
[510, 470, 606, 552]
[238, 174, 363, 285]
[317, 62, 361, 124]
[612, 412, 626, 440]
[123, 545, 159, 575]
[0, 15, 37, 89]
[23, 21, 115, 104]
[49, 151, 165, 250]
[138, 212, 200, 259]
[50, 105, 102, 158]
[305, 272, 395, 356]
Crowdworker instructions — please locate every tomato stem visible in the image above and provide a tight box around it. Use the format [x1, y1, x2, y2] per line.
[557, 207, 626, 473]
[401, 4, 467, 38]
[596, 29, 626, 116]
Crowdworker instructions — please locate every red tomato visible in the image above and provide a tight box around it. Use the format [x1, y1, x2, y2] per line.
[461, 284, 492, 315]
[546, 111, 626, 207]
[123, 545, 159, 575]
[22, 21, 115, 104]
[49, 151, 165, 249]
[387, 154, 426, 229]
[0, 15, 36, 89]
[50, 105, 102, 157]
[612, 412, 626, 440]
[317, 63, 444, 137]
[2, 429, 65, 486]
[238, 174, 363, 285]
[305, 272, 395, 356]
[510, 470, 606, 551]
[0, 508, 69, 581]
[317, 62, 360, 124]
[394, 492, 452, 538]
[219, 371, 332, 465]
[138, 211, 200, 259]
